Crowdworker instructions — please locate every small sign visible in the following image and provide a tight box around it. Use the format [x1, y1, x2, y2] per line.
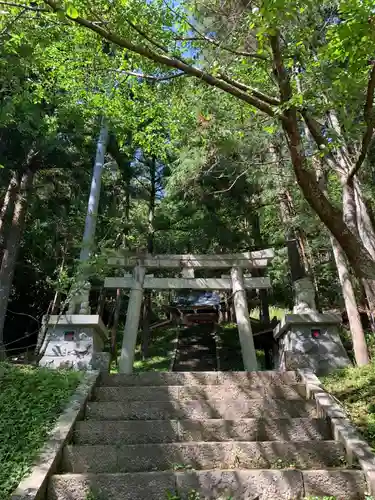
[311, 328, 321, 339]
[64, 331, 75, 341]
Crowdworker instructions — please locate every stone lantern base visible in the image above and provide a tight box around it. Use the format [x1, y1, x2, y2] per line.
[273, 311, 351, 375]
[39, 314, 110, 371]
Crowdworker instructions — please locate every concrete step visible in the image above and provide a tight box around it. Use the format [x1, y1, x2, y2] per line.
[74, 418, 331, 445]
[99, 371, 297, 387]
[93, 383, 306, 402]
[48, 470, 366, 500]
[85, 398, 317, 420]
[62, 441, 346, 473]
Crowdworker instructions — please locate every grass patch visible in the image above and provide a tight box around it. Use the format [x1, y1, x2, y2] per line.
[0, 362, 82, 500]
[133, 327, 178, 372]
[322, 361, 375, 448]
[110, 326, 179, 373]
[250, 306, 289, 321]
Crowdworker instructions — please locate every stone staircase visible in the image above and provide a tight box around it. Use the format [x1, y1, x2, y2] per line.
[49, 371, 367, 500]
[173, 325, 217, 371]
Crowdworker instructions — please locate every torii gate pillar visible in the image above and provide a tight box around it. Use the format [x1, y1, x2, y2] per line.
[118, 265, 146, 373]
[231, 266, 258, 371]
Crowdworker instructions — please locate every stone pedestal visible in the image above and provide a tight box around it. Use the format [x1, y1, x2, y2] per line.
[67, 281, 91, 315]
[293, 277, 316, 313]
[39, 314, 109, 371]
[273, 311, 351, 375]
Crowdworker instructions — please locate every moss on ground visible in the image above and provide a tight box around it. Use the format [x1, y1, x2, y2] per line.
[0, 362, 82, 500]
[322, 361, 375, 448]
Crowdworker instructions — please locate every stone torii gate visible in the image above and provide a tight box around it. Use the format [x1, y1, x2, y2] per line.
[105, 250, 274, 373]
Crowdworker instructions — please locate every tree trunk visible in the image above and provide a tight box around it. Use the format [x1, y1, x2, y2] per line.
[282, 188, 315, 276]
[325, 122, 375, 326]
[330, 235, 368, 364]
[79, 119, 109, 264]
[354, 178, 375, 258]
[141, 157, 156, 359]
[329, 111, 375, 326]
[340, 177, 375, 324]
[302, 102, 369, 362]
[282, 120, 375, 279]
[353, 178, 375, 328]
[315, 168, 369, 366]
[0, 172, 19, 261]
[273, 137, 321, 309]
[107, 133, 133, 250]
[270, 37, 375, 279]
[96, 288, 106, 316]
[307, 108, 375, 328]
[69, 118, 109, 314]
[123, 182, 131, 248]
[0, 167, 35, 358]
[307, 108, 375, 312]
[282, 114, 375, 279]
[110, 288, 122, 365]
[251, 211, 270, 323]
[342, 179, 359, 235]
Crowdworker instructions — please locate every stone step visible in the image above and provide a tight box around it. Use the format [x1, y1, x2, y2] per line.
[74, 418, 332, 445]
[99, 371, 297, 387]
[48, 470, 366, 500]
[62, 441, 346, 473]
[85, 398, 316, 420]
[93, 383, 306, 402]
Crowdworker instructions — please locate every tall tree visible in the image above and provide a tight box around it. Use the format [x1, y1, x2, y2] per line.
[41, 0, 375, 278]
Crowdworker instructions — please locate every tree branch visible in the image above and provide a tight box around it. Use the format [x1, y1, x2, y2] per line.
[122, 70, 187, 81]
[301, 110, 348, 176]
[301, 111, 326, 147]
[269, 34, 292, 103]
[42, 0, 278, 118]
[212, 168, 250, 194]
[162, 0, 269, 62]
[124, 18, 170, 56]
[218, 72, 281, 106]
[0, 7, 26, 36]
[364, 64, 375, 122]
[175, 35, 269, 61]
[347, 64, 375, 182]
[0, 1, 48, 11]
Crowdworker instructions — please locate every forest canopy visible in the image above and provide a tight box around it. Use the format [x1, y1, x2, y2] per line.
[0, 0, 375, 366]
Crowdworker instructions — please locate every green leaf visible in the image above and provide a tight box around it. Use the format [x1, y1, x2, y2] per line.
[263, 125, 276, 134]
[66, 3, 79, 19]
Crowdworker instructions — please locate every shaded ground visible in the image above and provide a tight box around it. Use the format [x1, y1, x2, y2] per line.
[217, 323, 244, 371]
[173, 324, 217, 371]
[322, 361, 375, 448]
[217, 323, 266, 371]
